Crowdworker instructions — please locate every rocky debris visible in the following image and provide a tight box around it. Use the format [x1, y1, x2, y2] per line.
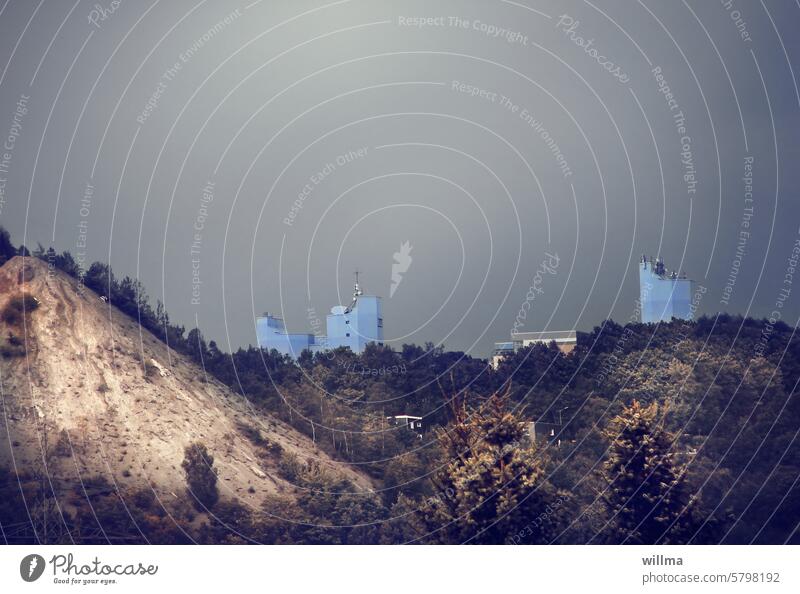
[149, 358, 169, 377]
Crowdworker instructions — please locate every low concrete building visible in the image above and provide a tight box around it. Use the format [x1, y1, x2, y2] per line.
[387, 415, 423, 434]
[513, 330, 577, 353]
[491, 330, 577, 368]
[528, 421, 561, 443]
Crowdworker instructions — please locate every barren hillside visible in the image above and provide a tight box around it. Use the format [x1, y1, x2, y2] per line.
[0, 256, 371, 512]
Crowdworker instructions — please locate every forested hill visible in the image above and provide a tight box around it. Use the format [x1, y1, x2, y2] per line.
[1, 226, 798, 544]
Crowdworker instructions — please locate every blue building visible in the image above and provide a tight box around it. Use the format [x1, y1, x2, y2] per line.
[639, 255, 694, 323]
[255, 314, 317, 358]
[257, 275, 383, 358]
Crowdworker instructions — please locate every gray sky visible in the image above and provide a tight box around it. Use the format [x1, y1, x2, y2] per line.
[1, 0, 798, 356]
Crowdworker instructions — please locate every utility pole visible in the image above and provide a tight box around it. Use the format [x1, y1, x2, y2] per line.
[558, 406, 570, 426]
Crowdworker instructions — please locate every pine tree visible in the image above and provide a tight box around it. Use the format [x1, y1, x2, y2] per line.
[601, 400, 699, 544]
[418, 389, 567, 544]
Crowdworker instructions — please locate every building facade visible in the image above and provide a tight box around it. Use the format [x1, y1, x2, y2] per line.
[256, 314, 316, 357]
[639, 255, 694, 323]
[325, 295, 383, 352]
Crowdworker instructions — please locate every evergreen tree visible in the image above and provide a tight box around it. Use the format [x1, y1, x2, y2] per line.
[0, 227, 16, 265]
[83, 261, 115, 299]
[600, 400, 700, 544]
[54, 250, 80, 277]
[186, 328, 209, 364]
[419, 389, 567, 544]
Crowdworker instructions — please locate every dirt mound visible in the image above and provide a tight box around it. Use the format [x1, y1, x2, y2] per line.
[0, 256, 371, 511]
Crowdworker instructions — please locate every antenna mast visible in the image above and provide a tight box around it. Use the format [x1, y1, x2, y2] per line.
[354, 268, 363, 298]
[345, 269, 363, 313]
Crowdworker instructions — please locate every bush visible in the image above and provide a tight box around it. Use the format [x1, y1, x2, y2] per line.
[0, 332, 25, 358]
[181, 442, 219, 511]
[51, 429, 73, 458]
[238, 422, 284, 458]
[277, 452, 303, 483]
[2, 292, 39, 325]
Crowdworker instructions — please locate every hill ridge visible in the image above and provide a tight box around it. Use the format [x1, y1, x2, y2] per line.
[0, 256, 371, 513]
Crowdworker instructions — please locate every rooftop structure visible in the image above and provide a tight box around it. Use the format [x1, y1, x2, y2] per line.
[639, 255, 694, 323]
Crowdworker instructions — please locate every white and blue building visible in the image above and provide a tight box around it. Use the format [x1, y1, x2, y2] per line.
[257, 276, 384, 358]
[639, 255, 694, 323]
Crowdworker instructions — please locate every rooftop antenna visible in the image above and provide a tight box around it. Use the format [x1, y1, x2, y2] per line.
[354, 269, 363, 297]
[345, 269, 363, 313]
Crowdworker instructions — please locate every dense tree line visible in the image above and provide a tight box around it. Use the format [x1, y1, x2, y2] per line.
[1, 226, 799, 544]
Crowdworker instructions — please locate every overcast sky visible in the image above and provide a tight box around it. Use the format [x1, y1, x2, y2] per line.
[1, 0, 798, 356]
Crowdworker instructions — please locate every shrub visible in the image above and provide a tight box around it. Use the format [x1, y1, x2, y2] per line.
[181, 442, 219, 511]
[51, 429, 73, 458]
[277, 452, 303, 483]
[2, 292, 39, 325]
[238, 422, 284, 458]
[0, 332, 25, 358]
[238, 422, 267, 447]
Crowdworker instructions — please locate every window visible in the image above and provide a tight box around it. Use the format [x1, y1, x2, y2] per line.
[377, 318, 383, 328]
[345, 320, 349, 324]
[346, 332, 350, 337]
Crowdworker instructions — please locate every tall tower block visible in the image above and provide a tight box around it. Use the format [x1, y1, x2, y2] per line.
[326, 272, 383, 352]
[639, 255, 694, 323]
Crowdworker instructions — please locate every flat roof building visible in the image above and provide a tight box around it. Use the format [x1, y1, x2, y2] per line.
[512, 330, 577, 353]
[387, 415, 423, 435]
[491, 330, 577, 368]
[639, 255, 694, 323]
[256, 314, 317, 358]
